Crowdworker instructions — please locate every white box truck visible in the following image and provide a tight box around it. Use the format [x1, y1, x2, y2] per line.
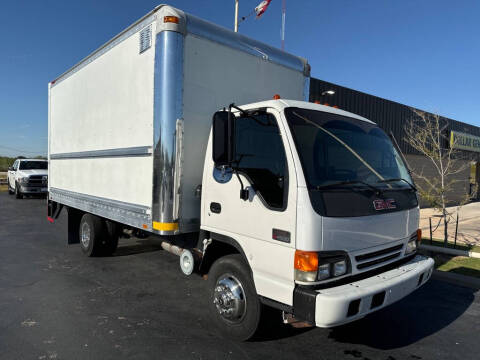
[47, 4, 434, 340]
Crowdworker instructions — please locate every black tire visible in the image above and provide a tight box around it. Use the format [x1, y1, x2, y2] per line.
[207, 254, 262, 341]
[7, 179, 14, 195]
[15, 182, 23, 199]
[102, 220, 120, 256]
[79, 213, 106, 257]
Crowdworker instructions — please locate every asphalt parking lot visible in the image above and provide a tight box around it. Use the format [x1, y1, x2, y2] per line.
[0, 192, 479, 360]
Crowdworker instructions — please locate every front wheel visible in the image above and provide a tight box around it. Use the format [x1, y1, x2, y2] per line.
[7, 179, 14, 195]
[15, 182, 23, 199]
[207, 254, 261, 341]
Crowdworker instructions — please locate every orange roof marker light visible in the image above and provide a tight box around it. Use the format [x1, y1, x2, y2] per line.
[273, 94, 281, 100]
[164, 16, 179, 24]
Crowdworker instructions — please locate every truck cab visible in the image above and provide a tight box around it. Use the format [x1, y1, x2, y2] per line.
[200, 99, 433, 339]
[7, 159, 48, 198]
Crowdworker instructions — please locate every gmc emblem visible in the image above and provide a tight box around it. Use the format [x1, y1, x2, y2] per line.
[373, 199, 397, 211]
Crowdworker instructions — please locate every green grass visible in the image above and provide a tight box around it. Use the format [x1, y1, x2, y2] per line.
[433, 254, 480, 278]
[0, 173, 6, 192]
[422, 237, 480, 253]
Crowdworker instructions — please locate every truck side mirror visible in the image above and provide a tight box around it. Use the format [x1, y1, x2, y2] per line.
[212, 110, 235, 166]
[8, 166, 13, 171]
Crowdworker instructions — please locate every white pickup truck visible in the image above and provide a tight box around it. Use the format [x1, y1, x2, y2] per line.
[7, 159, 48, 198]
[47, 4, 434, 340]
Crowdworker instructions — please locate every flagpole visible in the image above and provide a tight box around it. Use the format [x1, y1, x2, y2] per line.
[234, 0, 239, 32]
[281, 0, 286, 50]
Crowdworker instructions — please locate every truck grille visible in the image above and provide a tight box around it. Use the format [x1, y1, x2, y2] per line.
[27, 176, 47, 186]
[355, 244, 403, 270]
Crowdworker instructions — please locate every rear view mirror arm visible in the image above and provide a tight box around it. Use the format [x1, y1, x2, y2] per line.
[229, 103, 246, 116]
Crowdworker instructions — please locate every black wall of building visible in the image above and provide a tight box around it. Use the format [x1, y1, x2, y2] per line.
[310, 78, 480, 161]
[309, 78, 480, 205]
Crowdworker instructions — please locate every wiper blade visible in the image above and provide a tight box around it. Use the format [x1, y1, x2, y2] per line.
[313, 180, 383, 194]
[377, 178, 417, 191]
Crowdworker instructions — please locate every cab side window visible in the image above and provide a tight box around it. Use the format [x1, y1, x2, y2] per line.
[234, 113, 288, 210]
[13, 160, 19, 171]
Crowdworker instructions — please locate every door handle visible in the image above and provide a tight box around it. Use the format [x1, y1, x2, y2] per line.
[210, 202, 221, 214]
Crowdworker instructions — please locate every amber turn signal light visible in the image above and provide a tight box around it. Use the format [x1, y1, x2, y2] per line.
[294, 250, 319, 272]
[417, 229, 422, 242]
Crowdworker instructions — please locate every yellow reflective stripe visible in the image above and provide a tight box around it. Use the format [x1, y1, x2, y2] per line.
[152, 221, 179, 231]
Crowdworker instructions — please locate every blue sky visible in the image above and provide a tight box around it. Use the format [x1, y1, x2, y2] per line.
[1, 0, 479, 157]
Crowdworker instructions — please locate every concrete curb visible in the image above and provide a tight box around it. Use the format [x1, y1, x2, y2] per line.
[419, 244, 480, 258]
[432, 270, 480, 290]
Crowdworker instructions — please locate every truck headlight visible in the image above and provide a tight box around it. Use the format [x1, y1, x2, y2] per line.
[294, 251, 350, 283]
[405, 235, 418, 255]
[333, 260, 347, 277]
[19, 177, 29, 184]
[405, 229, 422, 255]
[317, 263, 330, 280]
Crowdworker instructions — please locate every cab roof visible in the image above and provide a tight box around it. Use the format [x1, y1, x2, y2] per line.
[238, 99, 375, 125]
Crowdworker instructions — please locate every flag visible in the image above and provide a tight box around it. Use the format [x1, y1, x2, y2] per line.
[255, 0, 272, 19]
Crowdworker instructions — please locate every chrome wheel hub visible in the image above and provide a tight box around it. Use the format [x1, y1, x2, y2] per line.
[81, 222, 91, 248]
[213, 274, 246, 322]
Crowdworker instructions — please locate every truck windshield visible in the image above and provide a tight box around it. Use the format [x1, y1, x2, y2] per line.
[19, 161, 48, 170]
[284, 107, 417, 217]
[285, 107, 412, 190]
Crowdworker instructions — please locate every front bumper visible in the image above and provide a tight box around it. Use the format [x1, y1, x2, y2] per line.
[20, 185, 48, 194]
[308, 255, 434, 327]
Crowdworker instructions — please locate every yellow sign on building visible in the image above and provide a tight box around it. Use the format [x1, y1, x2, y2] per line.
[450, 131, 480, 153]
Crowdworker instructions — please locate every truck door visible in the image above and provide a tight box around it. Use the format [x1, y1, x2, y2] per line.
[202, 109, 297, 304]
[8, 160, 18, 188]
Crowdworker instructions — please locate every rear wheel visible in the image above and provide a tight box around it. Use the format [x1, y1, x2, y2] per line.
[207, 254, 262, 341]
[103, 220, 120, 255]
[15, 182, 23, 199]
[79, 214, 106, 257]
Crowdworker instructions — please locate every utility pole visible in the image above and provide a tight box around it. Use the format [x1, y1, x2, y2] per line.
[281, 0, 286, 50]
[234, 0, 239, 32]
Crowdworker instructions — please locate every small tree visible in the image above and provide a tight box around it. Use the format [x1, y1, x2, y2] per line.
[404, 109, 471, 245]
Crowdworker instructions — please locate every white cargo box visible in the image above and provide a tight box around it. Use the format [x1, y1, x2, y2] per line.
[48, 4, 309, 235]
